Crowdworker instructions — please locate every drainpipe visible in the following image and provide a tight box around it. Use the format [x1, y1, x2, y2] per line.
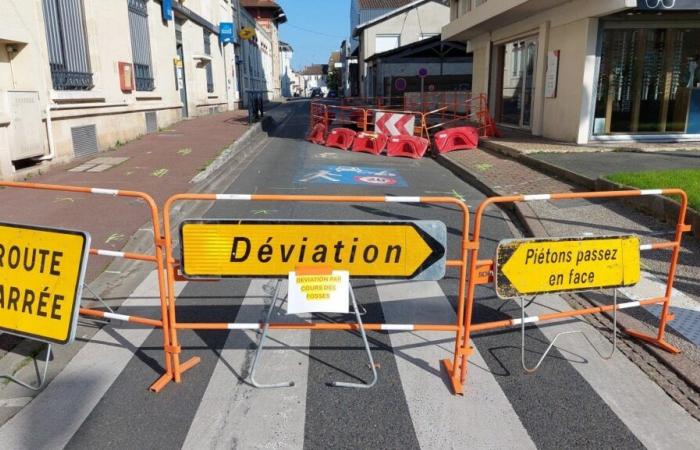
[39, 103, 55, 161]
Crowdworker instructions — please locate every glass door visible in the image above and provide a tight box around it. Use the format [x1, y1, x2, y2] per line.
[499, 38, 538, 128]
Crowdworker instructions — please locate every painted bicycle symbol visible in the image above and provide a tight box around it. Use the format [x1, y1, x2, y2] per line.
[644, 0, 675, 8]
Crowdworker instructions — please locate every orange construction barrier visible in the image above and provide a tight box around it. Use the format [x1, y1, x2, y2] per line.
[325, 128, 357, 150]
[0, 181, 173, 392]
[386, 135, 429, 159]
[352, 132, 388, 155]
[156, 193, 472, 393]
[306, 122, 327, 145]
[444, 188, 691, 394]
[433, 126, 479, 154]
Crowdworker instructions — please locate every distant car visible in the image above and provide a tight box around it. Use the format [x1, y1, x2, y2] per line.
[326, 91, 337, 98]
[310, 88, 322, 98]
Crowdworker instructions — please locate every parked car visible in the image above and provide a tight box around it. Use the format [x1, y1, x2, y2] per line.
[326, 90, 337, 98]
[310, 88, 322, 98]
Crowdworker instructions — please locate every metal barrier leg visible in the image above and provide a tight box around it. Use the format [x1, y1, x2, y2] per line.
[0, 344, 52, 391]
[250, 280, 295, 388]
[331, 286, 378, 389]
[521, 290, 619, 373]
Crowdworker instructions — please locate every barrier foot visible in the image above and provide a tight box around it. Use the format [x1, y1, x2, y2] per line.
[440, 359, 464, 395]
[149, 357, 201, 393]
[625, 330, 681, 354]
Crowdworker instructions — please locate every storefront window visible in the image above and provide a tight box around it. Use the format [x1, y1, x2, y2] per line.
[594, 27, 700, 135]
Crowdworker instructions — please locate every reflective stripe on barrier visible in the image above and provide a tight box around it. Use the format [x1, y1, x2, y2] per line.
[0, 180, 174, 393]
[157, 192, 471, 392]
[450, 188, 690, 395]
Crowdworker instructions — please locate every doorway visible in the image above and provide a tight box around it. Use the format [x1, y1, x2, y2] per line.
[497, 38, 538, 128]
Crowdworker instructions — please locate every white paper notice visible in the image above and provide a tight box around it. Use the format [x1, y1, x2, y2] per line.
[287, 270, 349, 314]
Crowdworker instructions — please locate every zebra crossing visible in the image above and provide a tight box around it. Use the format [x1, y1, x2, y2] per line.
[1, 270, 698, 449]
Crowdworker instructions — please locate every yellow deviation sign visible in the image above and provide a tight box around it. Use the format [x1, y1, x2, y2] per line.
[495, 235, 640, 299]
[0, 223, 90, 344]
[180, 220, 446, 280]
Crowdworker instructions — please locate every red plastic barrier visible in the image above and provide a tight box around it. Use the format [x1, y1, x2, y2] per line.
[352, 132, 388, 155]
[434, 127, 479, 154]
[326, 128, 357, 150]
[306, 123, 326, 145]
[386, 135, 429, 159]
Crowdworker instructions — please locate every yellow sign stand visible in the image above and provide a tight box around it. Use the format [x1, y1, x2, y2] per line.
[180, 220, 446, 280]
[0, 223, 90, 344]
[495, 235, 640, 299]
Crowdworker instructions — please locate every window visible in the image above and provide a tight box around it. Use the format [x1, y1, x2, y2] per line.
[42, 0, 93, 90]
[128, 0, 155, 91]
[375, 35, 400, 53]
[204, 30, 214, 93]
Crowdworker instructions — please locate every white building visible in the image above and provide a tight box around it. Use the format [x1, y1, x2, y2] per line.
[299, 65, 328, 96]
[354, 0, 451, 97]
[279, 41, 293, 97]
[0, 0, 238, 180]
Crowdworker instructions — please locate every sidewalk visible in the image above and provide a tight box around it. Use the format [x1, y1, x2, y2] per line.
[0, 109, 250, 282]
[439, 146, 700, 398]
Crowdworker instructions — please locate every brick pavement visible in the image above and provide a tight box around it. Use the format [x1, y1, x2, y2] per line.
[0, 109, 250, 281]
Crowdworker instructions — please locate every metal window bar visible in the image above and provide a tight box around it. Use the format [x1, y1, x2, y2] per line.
[42, 0, 93, 90]
[204, 31, 214, 93]
[128, 0, 155, 91]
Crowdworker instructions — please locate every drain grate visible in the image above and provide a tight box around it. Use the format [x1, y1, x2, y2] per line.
[71, 124, 98, 158]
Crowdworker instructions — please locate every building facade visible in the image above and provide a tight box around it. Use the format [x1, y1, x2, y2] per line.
[354, 0, 451, 97]
[443, 0, 700, 143]
[279, 41, 293, 97]
[240, 0, 286, 99]
[0, 0, 237, 180]
[299, 65, 328, 97]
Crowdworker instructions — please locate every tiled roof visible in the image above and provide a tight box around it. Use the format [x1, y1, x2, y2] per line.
[358, 0, 412, 8]
[240, 0, 282, 8]
[300, 65, 327, 76]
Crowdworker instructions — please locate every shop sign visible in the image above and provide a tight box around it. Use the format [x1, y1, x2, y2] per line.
[637, 0, 700, 10]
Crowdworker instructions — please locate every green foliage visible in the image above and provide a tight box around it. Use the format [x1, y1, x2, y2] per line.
[606, 168, 700, 211]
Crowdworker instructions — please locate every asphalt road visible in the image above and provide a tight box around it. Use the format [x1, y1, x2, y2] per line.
[1, 101, 698, 449]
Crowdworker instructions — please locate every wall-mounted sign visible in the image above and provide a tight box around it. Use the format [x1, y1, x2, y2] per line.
[118, 62, 133, 92]
[161, 0, 173, 21]
[220, 22, 234, 44]
[637, 0, 700, 10]
[545, 50, 560, 99]
[394, 77, 407, 91]
[238, 26, 256, 41]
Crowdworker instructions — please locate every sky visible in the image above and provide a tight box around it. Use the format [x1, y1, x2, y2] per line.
[276, 0, 351, 71]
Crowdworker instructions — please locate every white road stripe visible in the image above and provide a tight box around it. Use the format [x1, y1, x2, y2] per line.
[0, 271, 177, 449]
[182, 280, 310, 450]
[525, 294, 700, 447]
[375, 280, 536, 449]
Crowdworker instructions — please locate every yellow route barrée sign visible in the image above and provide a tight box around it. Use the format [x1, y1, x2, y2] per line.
[0, 223, 90, 344]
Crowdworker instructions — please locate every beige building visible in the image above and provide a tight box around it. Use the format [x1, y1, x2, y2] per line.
[443, 0, 700, 144]
[0, 0, 238, 180]
[354, 0, 451, 97]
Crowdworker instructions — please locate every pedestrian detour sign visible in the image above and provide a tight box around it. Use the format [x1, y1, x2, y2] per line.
[180, 220, 446, 280]
[0, 222, 90, 345]
[495, 235, 640, 299]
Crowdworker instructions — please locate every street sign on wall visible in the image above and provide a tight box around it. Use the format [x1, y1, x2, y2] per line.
[0, 223, 90, 344]
[495, 235, 640, 299]
[181, 220, 446, 280]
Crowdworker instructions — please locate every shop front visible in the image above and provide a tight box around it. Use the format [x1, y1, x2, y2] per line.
[593, 20, 700, 139]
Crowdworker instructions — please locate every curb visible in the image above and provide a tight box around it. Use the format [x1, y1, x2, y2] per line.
[480, 139, 699, 240]
[435, 150, 700, 398]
